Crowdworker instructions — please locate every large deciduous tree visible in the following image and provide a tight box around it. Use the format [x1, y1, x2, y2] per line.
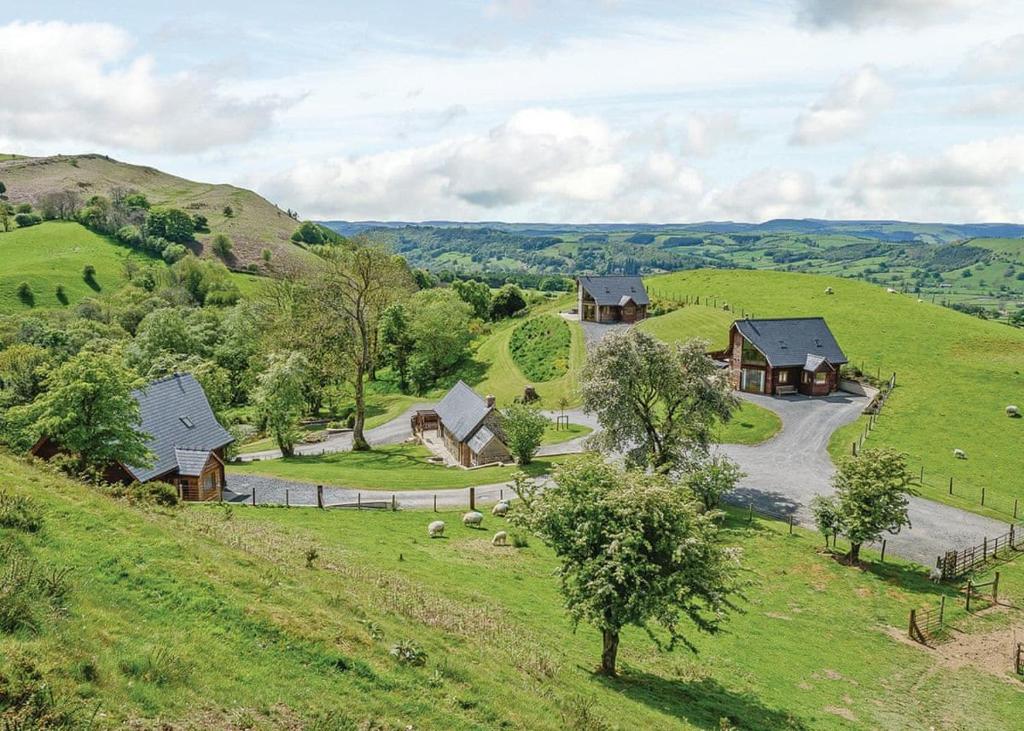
[378, 303, 414, 393]
[581, 330, 737, 471]
[830, 447, 916, 563]
[511, 458, 739, 676]
[501, 403, 549, 465]
[314, 243, 415, 450]
[253, 351, 308, 457]
[30, 350, 152, 475]
[452, 278, 492, 321]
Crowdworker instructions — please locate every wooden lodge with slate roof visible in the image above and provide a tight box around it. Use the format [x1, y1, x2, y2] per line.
[723, 318, 848, 397]
[410, 380, 511, 467]
[31, 373, 233, 501]
[577, 275, 649, 323]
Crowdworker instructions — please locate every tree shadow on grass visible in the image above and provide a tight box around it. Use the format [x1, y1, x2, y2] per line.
[593, 670, 808, 730]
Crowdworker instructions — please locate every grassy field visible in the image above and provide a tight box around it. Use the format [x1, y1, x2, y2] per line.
[469, 297, 586, 408]
[228, 443, 556, 490]
[541, 421, 591, 445]
[5, 453, 1024, 729]
[508, 314, 572, 382]
[645, 269, 1024, 518]
[0, 221, 151, 314]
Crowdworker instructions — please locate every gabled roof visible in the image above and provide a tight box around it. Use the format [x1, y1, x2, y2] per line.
[578, 276, 649, 306]
[434, 380, 492, 443]
[803, 354, 832, 372]
[466, 426, 498, 454]
[734, 318, 848, 369]
[127, 373, 233, 483]
[173, 448, 216, 477]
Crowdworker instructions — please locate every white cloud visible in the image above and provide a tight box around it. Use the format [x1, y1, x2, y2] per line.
[0, 21, 288, 154]
[839, 135, 1024, 221]
[794, 0, 979, 30]
[682, 112, 746, 157]
[955, 85, 1024, 116]
[791, 65, 892, 145]
[959, 33, 1024, 78]
[711, 169, 820, 222]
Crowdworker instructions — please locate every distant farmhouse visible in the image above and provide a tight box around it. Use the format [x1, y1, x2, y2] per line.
[722, 318, 848, 397]
[577, 276, 649, 323]
[32, 373, 233, 501]
[411, 381, 511, 467]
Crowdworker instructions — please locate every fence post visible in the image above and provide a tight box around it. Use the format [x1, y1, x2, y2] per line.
[251, 488, 256, 506]
[788, 515, 794, 535]
[949, 477, 953, 495]
[748, 502, 753, 523]
[920, 466, 924, 484]
[852, 441, 857, 456]
[286, 489, 290, 508]
[880, 539, 887, 563]
[908, 609, 916, 640]
[392, 494, 397, 512]
[983, 536, 988, 560]
[939, 596, 945, 626]
[1011, 524, 1016, 550]
[433, 494, 437, 512]
[981, 487, 985, 506]
[317, 485, 324, 509]
[500, 489, 504, 501]
[469, 487, 476, 510]
[357, 493, 362, 510]
[993, 572, 1000, 603]
[1015, 499, 1019, 520]
[966, 580, 973, 612]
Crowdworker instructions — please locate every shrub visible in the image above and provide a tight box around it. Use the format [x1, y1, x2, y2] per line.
[14, 203, 32, 214]
[82, 264, 96, 282]
[261, 248, 273, 263]
[15, 281, 33, 305]
[129, 481, 180, 507]
[389, 640, 427, 666]
[210, 233, 233, 259]
[223, 205, 234, 217]
[0, 652, 85, 728]
[0, 550, 71, 635]
[510, 532, 529, 548]
[162, 243, 189, 263]
[118, 646, 190, 685]
[14, 213, 41, 227]
[304, 547, 319, 569]
[0, 490, 44, 532]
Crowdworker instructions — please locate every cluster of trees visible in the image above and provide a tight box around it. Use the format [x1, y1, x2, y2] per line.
[451, 279, 526, 322]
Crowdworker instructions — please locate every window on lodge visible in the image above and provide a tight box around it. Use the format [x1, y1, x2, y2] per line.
[777, 370, 790, 384]
[741, 339, 766, 364]
[815, 372, 828, 384]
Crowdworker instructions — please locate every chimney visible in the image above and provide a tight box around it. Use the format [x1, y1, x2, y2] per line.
[485, 394, 496, 408]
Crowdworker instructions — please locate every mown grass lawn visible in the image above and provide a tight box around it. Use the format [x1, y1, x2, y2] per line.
[5, 453, 1024, 729]
[541, 421, 592, 445]
[227, 443, 556, 490]
[0, 221, 151, 313]
[718, 399, 783, 445]
[646, 269, 1024, 519]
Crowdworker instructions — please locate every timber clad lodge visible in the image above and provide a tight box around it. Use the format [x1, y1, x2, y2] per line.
[721, 317, 848, 397]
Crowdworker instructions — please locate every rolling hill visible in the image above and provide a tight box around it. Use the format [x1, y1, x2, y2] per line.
[641, 269, 1024, 519]
[0, 154, 311, 269]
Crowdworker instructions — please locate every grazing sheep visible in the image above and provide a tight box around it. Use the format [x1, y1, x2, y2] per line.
[886, 288, 897, 294]
[929, 567, 943, 583]
[824, 287, 834, 295]
[492, 530, 509, 546]
[427, 520, 446, 538]
[1007, 405, 1021, 418]
[462, 511, 484, 528]
[492, 501, 509, 517]
[953, 448, 966, 460]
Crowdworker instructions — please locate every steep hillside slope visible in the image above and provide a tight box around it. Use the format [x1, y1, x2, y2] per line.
[3, 453, 1024, 729]
[644, 269, 1024, 517]
[0, 154, 307, 269]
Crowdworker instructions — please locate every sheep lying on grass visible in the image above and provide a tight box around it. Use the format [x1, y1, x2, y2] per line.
[492, 531, 508, 546]
[1007, 405, 1021, 418]
[427, 520, 445, 538]
[953, 448, 966, 460]
[463, 511, 484, 528]
[824, 287, 834, 295]
[492, 501, 509, 517]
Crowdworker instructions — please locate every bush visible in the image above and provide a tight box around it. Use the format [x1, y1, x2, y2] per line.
[210, 233, 233, 259]
[15, 281, 33, 306]
[14, 203, 32, 214]
[0, 490, 44, 532]
[162, 243, 189, 263]
[389, 640, 427, 666]
[14, 213, 41, 227]
[129, 481, 180, 507]
[82, 264, 96, 281]
[0, 549, 72, 635]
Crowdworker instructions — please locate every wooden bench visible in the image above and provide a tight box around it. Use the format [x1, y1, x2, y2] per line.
[775, 385, 797, 396]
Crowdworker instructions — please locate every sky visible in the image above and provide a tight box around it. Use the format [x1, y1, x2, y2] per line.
[2, 0, 1024, 223]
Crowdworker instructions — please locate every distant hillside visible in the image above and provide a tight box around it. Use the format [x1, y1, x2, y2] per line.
[0, 154, 311, 269]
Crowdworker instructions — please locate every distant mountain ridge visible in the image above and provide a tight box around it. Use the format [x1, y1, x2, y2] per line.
[322, 218, 1024, 242]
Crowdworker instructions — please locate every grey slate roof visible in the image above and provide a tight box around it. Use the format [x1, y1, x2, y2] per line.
[803, 354, 830, 372]
[735, 318, 848, 369]
[126, 373, 233, 482]
[434, 380, 492, 443]
[578, 276, 649, 307]
[466, 426, 497, 454]
[173, 448, 215, 477]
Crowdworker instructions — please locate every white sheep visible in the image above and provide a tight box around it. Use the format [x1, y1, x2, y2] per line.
[886, 288, 897, 294]
[492, 530, 509, 546]
[427, 520, 446, 538]
[462, 511, 484, 528]
[824, 287, 834, 295]
[1007, 405, 1020, 418]
[492, 501, 509, 517]
[929, 567, 943, 583]
[953, 448, 966, 460]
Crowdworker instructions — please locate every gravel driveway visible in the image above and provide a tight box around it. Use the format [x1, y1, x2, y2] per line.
[719, 392, 1008, 566]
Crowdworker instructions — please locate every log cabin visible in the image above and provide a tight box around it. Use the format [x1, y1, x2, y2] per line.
[723, 318, 848, 397]
[411, 380, 511, 467]
[31, 373, 233, 501]
[577, 276, 649, 323]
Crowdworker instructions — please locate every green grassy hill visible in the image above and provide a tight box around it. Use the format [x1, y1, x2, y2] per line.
[644, 269, 1024, 518]
[0, 221, 152, 314]
[0, 154, 310, 269]
[4, 453, 1024, 729]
